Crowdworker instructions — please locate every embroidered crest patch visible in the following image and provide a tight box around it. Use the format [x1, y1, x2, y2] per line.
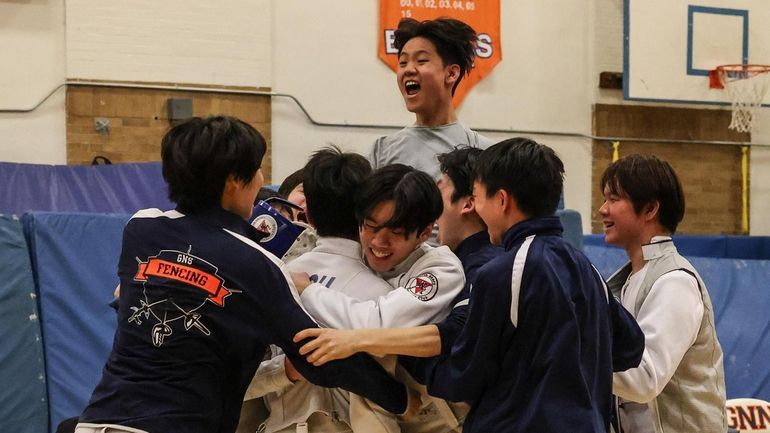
[405, 272, 438, 301]
[252, 214, 278, 242]
[129, 247, 240, 347]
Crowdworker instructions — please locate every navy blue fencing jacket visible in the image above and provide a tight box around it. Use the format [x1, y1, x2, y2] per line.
[424, 216, 641, 433]
[435, 230, 503, 354]
[403, 230, 503, 382]
[79, 207, 406, 433]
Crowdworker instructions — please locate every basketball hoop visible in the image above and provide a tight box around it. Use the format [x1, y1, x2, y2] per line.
[709, 64, 770, 133]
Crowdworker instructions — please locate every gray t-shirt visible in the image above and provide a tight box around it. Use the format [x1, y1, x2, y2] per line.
[368, 122, 494, 180]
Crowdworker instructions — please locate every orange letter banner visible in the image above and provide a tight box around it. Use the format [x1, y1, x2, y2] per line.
[135, 258, 232, 307]
[378, 0, 502, 107]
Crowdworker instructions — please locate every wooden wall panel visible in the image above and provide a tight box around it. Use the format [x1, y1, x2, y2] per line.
[66, 84, 273, 182]
[591, 104, 749, 235]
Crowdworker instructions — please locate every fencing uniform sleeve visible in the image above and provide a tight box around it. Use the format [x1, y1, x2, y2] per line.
[243, 352, 293, 400]
[258, 262, 409, 414]
[613, 271, 702, 403]
[300, 255, 465, 329]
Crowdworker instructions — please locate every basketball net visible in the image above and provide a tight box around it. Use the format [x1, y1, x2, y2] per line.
[712, 65, 770, 133]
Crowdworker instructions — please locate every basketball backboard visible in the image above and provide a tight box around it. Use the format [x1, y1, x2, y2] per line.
[624, 0, 770, 106]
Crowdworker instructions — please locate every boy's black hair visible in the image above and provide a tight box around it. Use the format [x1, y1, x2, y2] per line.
[303, 146, 372, 240]
[475, 138, 564, 217]
[600, 154, 685, 233]
[256, 187, 280, 203]
[278, 168, 304, 199]
[161, 116, 266, 213]
[438, 146, 482, 203]
[394, 17, 477, 95]
[355, 164, 442, 238]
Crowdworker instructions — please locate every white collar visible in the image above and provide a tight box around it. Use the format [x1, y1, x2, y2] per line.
[641, 236, 673, 261]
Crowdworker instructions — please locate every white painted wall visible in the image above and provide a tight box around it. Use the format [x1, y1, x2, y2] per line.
[65, 0, 273, 87]
[0, 0, 66, 164]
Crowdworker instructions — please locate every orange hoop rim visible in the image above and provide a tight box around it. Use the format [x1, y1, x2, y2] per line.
[709, 64, 770, 89]
[715, 64, 770, 74]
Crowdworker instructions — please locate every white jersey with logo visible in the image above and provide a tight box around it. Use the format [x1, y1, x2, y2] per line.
[301, 244, 469, 433]
[300, 244, 465, 330]
[246, 237, 393, 433]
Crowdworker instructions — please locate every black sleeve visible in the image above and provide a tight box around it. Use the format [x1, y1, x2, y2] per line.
[436, 302, 469, 355]
[608, 293, 645, 371]
[422, 269, 507, 403]
[258, 263, 407, 414]
[398, 285, 469, 385]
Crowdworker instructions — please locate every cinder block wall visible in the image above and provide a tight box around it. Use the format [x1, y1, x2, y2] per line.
[591, 104, 749, 235]
[63, 1, 273, 178]
[66, 84, 272, 182]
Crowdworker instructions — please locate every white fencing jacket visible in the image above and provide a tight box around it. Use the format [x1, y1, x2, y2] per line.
[301, 244, 468, 433]
[247, 237, 393, 432]
[301, 244, 465, 329]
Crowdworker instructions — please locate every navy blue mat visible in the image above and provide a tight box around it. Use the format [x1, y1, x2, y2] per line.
[585, 234, 770, 260]
[0, 215, 48, 433]
[0, 162, 172, 215]
[24, 212, 130, 432]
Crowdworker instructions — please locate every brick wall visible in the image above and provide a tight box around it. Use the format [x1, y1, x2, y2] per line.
[66, 84, 273, 182]
[592, 104, 749, 235]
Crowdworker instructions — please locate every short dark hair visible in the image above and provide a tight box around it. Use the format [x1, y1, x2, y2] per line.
[303, 146, 372, 240]
[257, 187, 279, 203]
[475, 138, 564, 217]
[161, 116, 266, 213]
[438, 146, 482, 203]
[601, 154, 685, 233]
[394, 17, 477, 95]
[355, 164, 442, 238]
[278, 168, 304, 198]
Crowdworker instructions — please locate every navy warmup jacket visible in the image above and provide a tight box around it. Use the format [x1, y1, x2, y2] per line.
[424, 216, 642, 433]
[403, 230, 503, 382]
[435, 230, 503, 355]
[79, 207, 406, 433]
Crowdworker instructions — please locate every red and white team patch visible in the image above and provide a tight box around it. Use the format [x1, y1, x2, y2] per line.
[406, 272, 438, 301]
[251, 215, 278, 242]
